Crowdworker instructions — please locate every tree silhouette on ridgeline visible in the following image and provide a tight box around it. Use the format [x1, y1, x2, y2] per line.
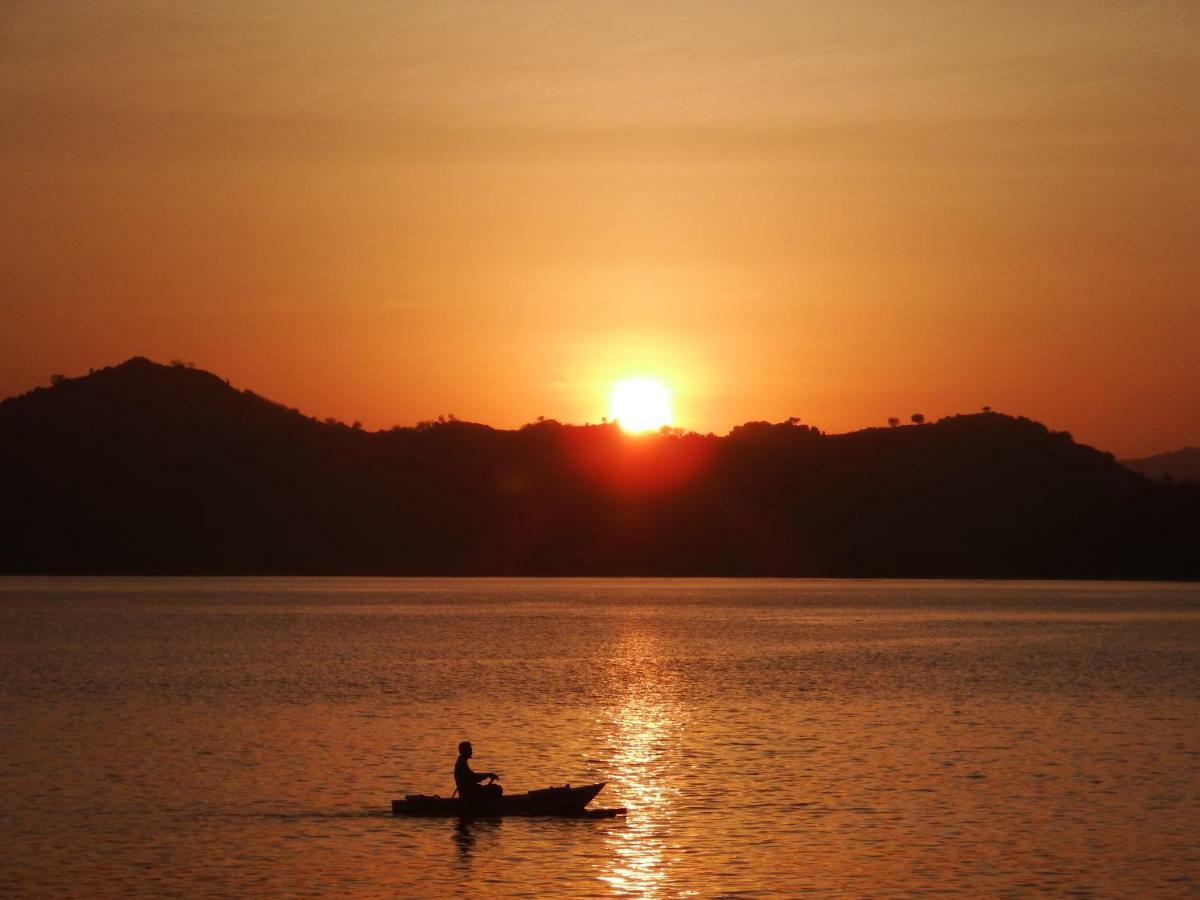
[0, 357, 1196, 578]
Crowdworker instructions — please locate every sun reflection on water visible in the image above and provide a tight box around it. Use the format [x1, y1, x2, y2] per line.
[598, 631, 690, 898]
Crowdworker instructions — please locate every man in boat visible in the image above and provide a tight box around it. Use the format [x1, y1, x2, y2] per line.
[455, 741, 502, 804]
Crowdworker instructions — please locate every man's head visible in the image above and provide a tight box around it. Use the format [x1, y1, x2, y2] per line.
[458, 740, 472, 758]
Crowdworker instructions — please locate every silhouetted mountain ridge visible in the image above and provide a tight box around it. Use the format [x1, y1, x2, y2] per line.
[1122, 448, 1200, 484]
[1, 358, 1196, 577]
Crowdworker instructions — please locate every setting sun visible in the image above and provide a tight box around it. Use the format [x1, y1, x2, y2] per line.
[608, 378, 673, 433]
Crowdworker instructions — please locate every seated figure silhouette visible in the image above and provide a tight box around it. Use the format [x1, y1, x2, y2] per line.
[455, 741, 502, 804]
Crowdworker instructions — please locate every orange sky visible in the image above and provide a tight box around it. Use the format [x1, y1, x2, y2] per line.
[2, 1, 1197, 457]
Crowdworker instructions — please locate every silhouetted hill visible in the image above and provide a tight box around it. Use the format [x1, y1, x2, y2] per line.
[1, 358, 1196, 577]
[1122, 448, 1200, 484]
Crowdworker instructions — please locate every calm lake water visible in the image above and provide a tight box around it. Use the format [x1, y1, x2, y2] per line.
[2, 578, 1198, 897]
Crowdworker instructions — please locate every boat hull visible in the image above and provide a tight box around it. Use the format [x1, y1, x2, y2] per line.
[392, 782, 608, 817]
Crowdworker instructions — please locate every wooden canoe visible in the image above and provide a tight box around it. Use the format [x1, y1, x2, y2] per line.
[392, 782, 619, 817]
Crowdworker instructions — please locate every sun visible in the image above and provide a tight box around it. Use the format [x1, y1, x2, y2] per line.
[608, 377, 673, 433]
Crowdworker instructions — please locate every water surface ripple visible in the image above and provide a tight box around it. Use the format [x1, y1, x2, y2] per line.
[2, 578, 1198, 896]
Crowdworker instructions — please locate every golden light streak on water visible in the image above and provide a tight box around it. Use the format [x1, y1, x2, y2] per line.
[598, 629, 691, 898]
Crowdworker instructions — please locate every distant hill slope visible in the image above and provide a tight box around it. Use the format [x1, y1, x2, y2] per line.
[1122, 448, 1200, 483]
[1, 358, 1197, 577]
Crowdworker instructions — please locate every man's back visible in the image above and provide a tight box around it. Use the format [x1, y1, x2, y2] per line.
[453, 740, 502, 803]
[454, 754, 477, 797]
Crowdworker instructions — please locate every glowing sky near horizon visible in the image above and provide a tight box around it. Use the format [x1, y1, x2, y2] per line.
[1, 1, 1197, 456]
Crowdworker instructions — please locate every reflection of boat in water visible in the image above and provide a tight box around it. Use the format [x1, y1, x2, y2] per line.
[392, 782, 624, 818]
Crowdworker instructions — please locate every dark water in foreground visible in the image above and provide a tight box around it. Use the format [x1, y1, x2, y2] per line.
[1, 578, 1198, 897]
